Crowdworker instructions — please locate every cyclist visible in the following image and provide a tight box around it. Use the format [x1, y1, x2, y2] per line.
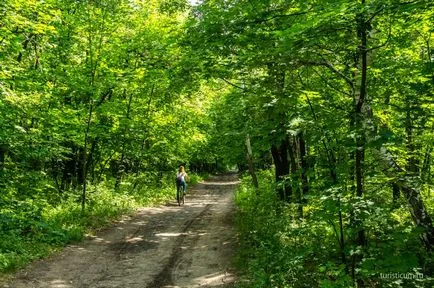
[176, 166, 189, 196]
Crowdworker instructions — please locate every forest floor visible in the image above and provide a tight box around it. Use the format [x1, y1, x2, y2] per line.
[1, 174, 239, 288]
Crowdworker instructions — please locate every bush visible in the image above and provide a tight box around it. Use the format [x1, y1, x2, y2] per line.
[234, 170, 433, 288]
[0, 172, 203, 273]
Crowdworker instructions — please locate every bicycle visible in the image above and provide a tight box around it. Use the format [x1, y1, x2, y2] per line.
[176, 181, 185, 206]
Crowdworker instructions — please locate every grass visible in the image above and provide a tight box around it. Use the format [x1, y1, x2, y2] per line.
[0, 172, 207, 275]
[233, 170, 433, 288]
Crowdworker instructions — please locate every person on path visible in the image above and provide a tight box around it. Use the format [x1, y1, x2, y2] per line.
[176, 166, 189, 195]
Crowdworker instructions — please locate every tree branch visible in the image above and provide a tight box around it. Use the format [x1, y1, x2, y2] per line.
[220, 78, 247, 91]
[366, 6, 385, 24]
[311, 67, 352, 97]
[367, 23, 392, 52]
[297, 59, 354, 89]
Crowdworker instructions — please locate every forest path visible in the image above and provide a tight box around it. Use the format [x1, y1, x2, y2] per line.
[3, 174, 239, 288]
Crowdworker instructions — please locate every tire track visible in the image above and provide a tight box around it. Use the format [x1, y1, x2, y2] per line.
[3, 174, 239, 288]
[146, 204, 212, 288]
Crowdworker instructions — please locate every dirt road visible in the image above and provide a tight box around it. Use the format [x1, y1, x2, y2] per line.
[3, 174, 239, 288]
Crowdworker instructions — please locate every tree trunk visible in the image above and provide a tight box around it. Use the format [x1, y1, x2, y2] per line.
[245, 134, 259, 189]
[271, 137, 291, 201]
[0, 144, 5, 186]
[288, 136, 303, 218]
[392, 183, 401, 205]
[352, 3, 369, 285]
[338, 198, 346, 265]
[377, 147, 434, 251]
[305, 93, 337, 183]
[81, 100, 93, 213]
[0, 144, 5, 171]
[115, 91, 133, 190]
[298, 132, 309, 203]
[352, 1, 434, 252]
[405, 108, 419, 173]
[88, 139, 98, 184]
[132, 85, 154, 190]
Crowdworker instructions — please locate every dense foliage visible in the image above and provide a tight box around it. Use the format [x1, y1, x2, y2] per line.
[184, 0, 434, 287]
[0, 0, 212, 272]
[1, 0, 434, 286]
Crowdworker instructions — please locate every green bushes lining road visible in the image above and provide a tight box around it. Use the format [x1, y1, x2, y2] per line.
[234, 171, 433, 288]
[0, 173, 205, 273]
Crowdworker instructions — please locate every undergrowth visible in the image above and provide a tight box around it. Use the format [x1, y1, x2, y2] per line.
[234, 170, 433, 288]
[0, 172, 205, 273]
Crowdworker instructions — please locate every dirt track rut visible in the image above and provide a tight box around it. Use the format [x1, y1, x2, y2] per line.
[2, 174, 239, 288]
